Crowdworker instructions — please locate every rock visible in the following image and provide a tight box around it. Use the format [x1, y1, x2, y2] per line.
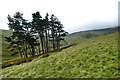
[70, 46, 74, 48]
[92, 40, 95, 42]
[32, 59, 37, 61]
[38, 56, 42, 58]
[1, 75, 6, 78]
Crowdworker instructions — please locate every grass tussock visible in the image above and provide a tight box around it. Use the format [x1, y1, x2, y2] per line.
[2, 32, 119, 78]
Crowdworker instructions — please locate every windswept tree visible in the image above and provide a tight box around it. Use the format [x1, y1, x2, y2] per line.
[43, 13, 50, 52]
[49, 14, 68, 50]
[7, 12, 28, 58]
[7, 12, 39, 58]
[32, 11, 45, 54]
[49, 14, 57, 50]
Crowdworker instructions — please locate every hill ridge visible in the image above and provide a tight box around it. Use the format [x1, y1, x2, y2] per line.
[66, 27, 118, 43]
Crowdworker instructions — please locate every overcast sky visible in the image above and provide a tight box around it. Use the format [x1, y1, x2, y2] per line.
[0, 0, 119, 33]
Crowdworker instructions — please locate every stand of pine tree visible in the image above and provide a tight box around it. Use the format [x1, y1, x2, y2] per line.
[5, 11, 68, 59]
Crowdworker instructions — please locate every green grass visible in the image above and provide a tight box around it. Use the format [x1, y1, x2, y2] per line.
[2, 32, 119, 78]
[1, 30, 67, 65]
[1, 27, 118, 63]
[0, 30, 21, 64]
[66, 27, 118, 43]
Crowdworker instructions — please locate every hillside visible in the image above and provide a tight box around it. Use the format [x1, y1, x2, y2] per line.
[0, 30, 20, 63]
[66, 27, 118, 43]
[1, 29, 13, 56]
[2, 32, 118, 78]
[1, 27, 118, 64]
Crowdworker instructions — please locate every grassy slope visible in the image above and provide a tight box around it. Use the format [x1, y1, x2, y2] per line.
[1, 30, 20, 63]
[1, 27, 118, 62]
[1, 29, 66, 64]
[2, 29, 13, 56]
[2, 32, 118, 78]
[66, 27, 118, 43]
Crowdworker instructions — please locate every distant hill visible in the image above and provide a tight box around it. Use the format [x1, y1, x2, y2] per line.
[66, 27, 118, 43]
[0, 30, 20, 62]
[0, 29, 13, 56]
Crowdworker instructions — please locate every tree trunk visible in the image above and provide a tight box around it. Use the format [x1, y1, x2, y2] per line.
[28, 44, 32, 56]
[52, 29, 55, 51]
[22, 47, 26, 58]
[55, 31, 58, 50]
[18, 45, 23, 59]
[38, 42, 41, 55]
[31, 47, 35, 57]
[22, 43, 28, 58]
[45, 30, 49, 52]
[39, 32, 44, 54]
[25, 45, 28, 57]
[43, 33, 46, 53]
[48, 29, 50, 51]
